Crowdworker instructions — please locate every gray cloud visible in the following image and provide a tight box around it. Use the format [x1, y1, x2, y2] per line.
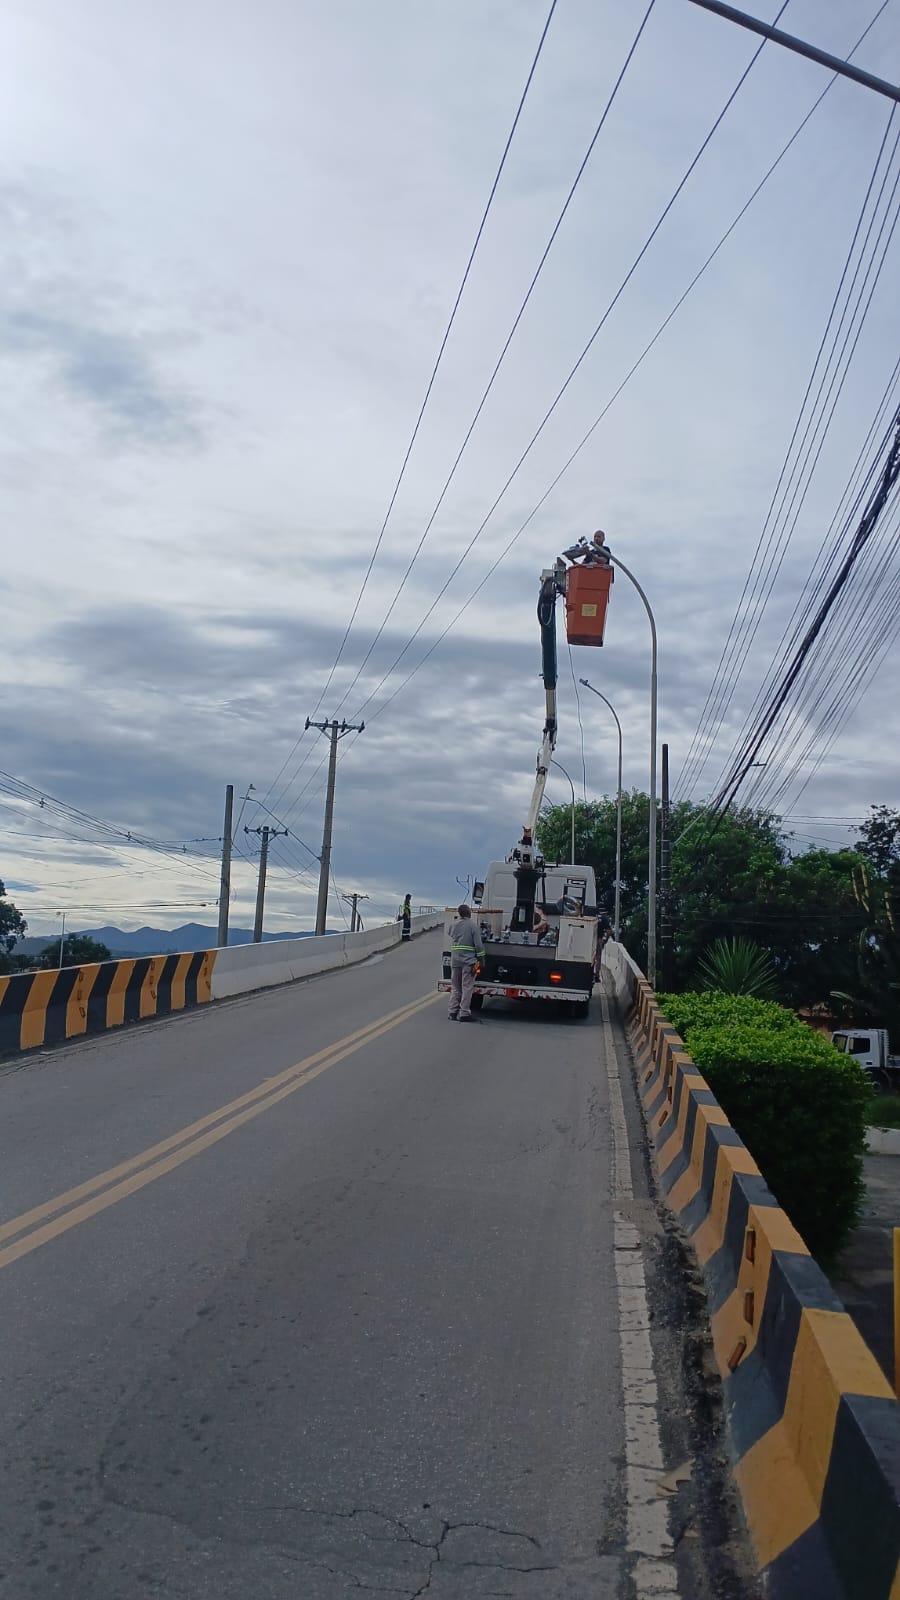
[1, 0, 898, 930]
[0, 309, 201, 445]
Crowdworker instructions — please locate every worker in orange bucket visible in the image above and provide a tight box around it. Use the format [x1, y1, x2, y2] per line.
[562, 529, 611, 567]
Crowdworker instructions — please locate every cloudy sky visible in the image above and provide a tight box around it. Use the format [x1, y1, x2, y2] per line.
[1, 0, 898, 937]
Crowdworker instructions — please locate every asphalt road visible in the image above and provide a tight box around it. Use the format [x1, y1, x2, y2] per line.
[0, 932, 753, 1600]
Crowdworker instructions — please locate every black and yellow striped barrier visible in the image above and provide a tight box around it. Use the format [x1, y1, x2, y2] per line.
[616, 952, 900, 1600]
[0, 951, 216, 1057]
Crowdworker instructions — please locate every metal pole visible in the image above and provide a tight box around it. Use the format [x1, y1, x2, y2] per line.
[607, 553, 657, 986]
[253, 826, 270, 944]
[316, 722, 340, 938]
[579, 681, 623, 943]
[58, 910, 66, 969]
[551, 759, 576, 864]
[683, 0, 900, 105]
[661, 743, 673, 990]
[218, 784, 233, 948]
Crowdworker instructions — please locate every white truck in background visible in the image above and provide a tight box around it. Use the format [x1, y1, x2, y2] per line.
[831, 1027, 900, 1091]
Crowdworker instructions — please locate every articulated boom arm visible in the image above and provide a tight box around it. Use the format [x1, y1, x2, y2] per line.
[517, 564, 566, 865]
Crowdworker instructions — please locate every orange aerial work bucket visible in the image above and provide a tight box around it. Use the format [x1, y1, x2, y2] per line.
[565, 563, 613, 646]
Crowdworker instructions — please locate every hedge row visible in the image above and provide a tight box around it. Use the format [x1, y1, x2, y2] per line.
[656, 990, 870, 1264]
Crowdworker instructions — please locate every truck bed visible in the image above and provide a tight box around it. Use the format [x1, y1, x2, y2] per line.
[439, 941, 593, 1006]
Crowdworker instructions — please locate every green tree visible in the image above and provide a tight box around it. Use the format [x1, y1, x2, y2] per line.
[669, 805, 787, 986]
[537, 790, 652, 951]
[0, 880, 27, 975]
[33, 933, 113, 970]
[855, 805, 900, 878]
[537, 794, 867, 1007]
[770, 848, 865, 1010]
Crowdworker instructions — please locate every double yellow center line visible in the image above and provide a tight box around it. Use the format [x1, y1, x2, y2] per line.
[0, 989, 438, 1272]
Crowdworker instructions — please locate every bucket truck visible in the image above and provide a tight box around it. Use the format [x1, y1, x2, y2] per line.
[439, 553, 613, 1018]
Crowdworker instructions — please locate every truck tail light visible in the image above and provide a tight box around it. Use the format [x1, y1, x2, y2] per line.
[550, 972, 562, 983]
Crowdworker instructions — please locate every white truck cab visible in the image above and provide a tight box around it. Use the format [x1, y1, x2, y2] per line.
[831, 1027, 900, 1089]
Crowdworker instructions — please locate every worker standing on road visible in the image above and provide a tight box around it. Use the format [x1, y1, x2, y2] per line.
[447, 903, 484, 1022]
[399, 894, 412, 941]
[594, 903, 612, 982]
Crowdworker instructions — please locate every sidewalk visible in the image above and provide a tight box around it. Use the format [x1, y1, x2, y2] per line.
[831, 1151, 900, 1382]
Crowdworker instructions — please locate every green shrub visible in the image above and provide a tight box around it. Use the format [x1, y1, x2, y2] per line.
[657, 990, 799, 1039]
[682, 1022, 869, 1264]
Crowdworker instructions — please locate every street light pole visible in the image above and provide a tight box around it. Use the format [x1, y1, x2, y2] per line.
[606, 551, 658, 986]
[551, 759, 576, 864]
[57, 910, 66, 969]
[683, 1, 900, 106]
[579, 680, 623, 944]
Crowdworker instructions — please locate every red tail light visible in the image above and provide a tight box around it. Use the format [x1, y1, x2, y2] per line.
[550, 972, 562, 984]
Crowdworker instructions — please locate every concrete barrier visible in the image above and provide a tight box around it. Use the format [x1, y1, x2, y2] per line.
[0, 916, 441, 1057]
[604, 939, 900, 1600]
[210, 914, 439, 1000]
[0, 951, 214, 1056]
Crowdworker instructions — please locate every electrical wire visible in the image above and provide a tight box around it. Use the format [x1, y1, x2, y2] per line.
[713, 361, 900, 815]
[709, 409, 900, 817]
[259, 0, 886, 830]
[317, 0, 793, 762]
[258, 0, 561, 816]
[314, 1, 660, 737]
[676, 95, 900, 799]
[756, 505, 900, 814]
[270, 0, 659, 832]
[0, 770, 221, 881]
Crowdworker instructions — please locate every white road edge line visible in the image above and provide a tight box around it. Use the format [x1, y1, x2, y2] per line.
[600, 983, 682, 1600]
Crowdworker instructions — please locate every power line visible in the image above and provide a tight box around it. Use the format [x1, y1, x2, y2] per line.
[321, 0, 659, 731]
[755, 503, 900, 814]
[709, 409, 900, 817]
[677, 96, 900, 799]
[714, 357, 900, 815]
[259, 0, 561, 816]
[259, 0, 887, 828]
[0, 771, 220, 882]
[336, 0, 790, 731]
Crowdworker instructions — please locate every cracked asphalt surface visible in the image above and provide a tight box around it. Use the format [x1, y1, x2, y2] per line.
[0, 932, 743, 1598]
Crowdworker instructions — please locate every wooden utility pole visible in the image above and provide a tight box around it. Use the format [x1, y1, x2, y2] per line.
[217, 784, 233, 948]
[305, 718, 365, 937]
[342, 891, 369, 932]
[245, 823, 286, 943]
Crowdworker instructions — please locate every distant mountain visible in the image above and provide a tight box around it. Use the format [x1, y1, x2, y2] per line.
[16, 923, 329, 959]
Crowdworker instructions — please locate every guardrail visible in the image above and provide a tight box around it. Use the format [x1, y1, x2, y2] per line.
[0, 915, 441, 1058]
[604, 939, 900, 1600]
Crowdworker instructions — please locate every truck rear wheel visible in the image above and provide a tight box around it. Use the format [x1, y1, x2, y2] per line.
[571, 998, 590, 1019]
[470, 993, 484, 1012]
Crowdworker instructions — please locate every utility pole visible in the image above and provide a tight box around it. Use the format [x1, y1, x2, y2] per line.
[306, 718, 365, 937]
[57, 910, 66, 969]
[245, 824, 286, 943]
[342, 891, 369, 933]
[660, 743, 673, 991]
[217, 784, 233, 948]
